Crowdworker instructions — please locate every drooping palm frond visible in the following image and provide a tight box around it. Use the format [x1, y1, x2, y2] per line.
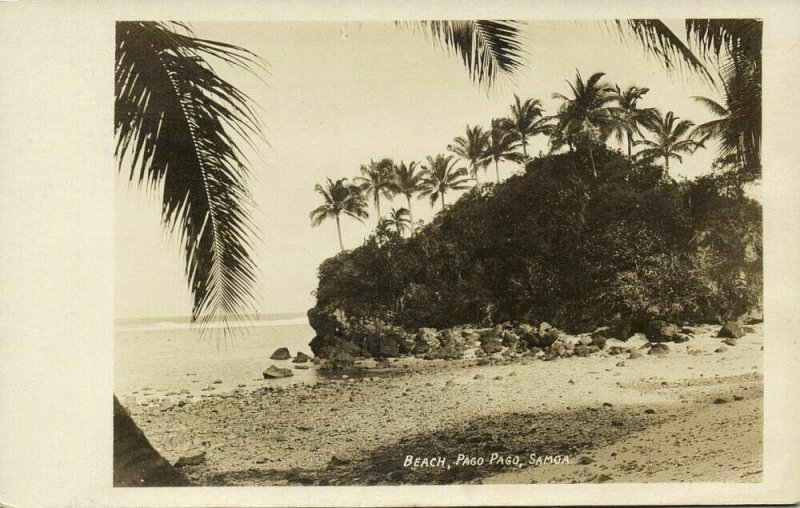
[613, 20, 713, 82]
[400, 20, 525, 87]
[115, 22, 266, 328]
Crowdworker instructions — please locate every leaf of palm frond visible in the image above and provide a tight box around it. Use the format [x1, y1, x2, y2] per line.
[115, 22, 264, 328]
[402, 20, 524, 87]
[615, 20, 713, 82]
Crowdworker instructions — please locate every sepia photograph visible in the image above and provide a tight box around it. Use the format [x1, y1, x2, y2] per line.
[111, 18, 768, 490]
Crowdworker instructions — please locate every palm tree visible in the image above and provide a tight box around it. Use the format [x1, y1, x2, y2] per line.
[635, 110, 706, 180]
[388, 207, 412, 236]
[114, 21, 266, 486]
[448, 125, 490, 183]
[617, 19, 761, 180]
[693, 89, 759, 179]
[356, 158, 395, 220]
[390, 161, 425, 235]
[551, 70, 617, 178]
[610, 85, 657, 158]
[498, 95, 549, 161]
[420, 154, 472, 212]
[310, 178, 369, 251]
[484, 118, 524, 182]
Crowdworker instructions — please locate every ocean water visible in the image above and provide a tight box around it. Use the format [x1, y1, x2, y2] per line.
[114, 313, 319, 402]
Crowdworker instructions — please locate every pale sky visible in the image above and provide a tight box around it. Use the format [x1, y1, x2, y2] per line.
[114, 20, 724, 319]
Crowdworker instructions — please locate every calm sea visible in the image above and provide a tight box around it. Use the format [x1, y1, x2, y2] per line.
[114, 312, 318, 402]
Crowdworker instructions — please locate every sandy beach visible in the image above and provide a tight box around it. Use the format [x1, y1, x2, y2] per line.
[123, 322, 763, 485]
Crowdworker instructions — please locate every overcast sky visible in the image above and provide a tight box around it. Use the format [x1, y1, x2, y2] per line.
[114, 20, 724, 319]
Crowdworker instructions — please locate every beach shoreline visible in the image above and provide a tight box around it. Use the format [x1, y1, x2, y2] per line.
[123, 322, 763, 485]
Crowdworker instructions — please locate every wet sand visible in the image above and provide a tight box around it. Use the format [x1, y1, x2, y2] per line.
[123, 323, 763, 485]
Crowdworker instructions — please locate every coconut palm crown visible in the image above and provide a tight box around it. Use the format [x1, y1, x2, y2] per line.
[484, 118, 525, 182]
[448, 125, 490, 183]
[420, 154, 472, 211]
[498, 95, 549, 161]
[390, 161, 426, 235]
[310, 178, 369, 252]
[635, 110, 707, 181]
[355, 158, 395, 220]
[550, 70, 617, 178]
[610, 85, 658, 158]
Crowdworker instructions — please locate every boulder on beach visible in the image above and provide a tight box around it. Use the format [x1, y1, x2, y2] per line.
[414, 327, 440, 354]
[718, 322, 744, 339]
[293, 351, 312, 363]
[270, 347, 291, 360]
[480, 338, 503, 355]
[645, 320, 678, 343]
[672, 333, 691, 343]
[174, 448, 206, 467]
[649, 343, 670, 356]
[263, 365, 294, 379]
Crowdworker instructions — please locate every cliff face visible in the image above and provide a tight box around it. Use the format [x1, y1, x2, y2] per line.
[308, 147, 762, 360]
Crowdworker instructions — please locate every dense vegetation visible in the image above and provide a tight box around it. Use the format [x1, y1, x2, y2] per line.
[311, 144, 761, 337]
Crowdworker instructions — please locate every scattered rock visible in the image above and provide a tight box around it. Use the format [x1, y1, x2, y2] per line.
[270, 347, 291, 360]
[174, 448, 206, 467]
[473, 374, 484, 380]
[611, 419, 624, 427]
[741, 326, 756, 334]
[579, 336, 594, 346]
[713, 398, 729, 404]
[480, 338, 503, 355]
[628, 351, 644, 360]
[718, 322, 744, 339]
[293, 352, 312, 363]
[602, 402, 613, 408]
[672, 333, 691, 343]
[715, 346, 729, 353]
[593, 474, 613, 483]
[294, 364, 310, 370]
[263, 365, 294, 379]
[649, 343, 670, 356]
[723, 338, 738, 347]
[733, 395, 745, 401]
[327, 454, 351, 468]
[212, 379, 223, 384]
[577, 456, 595, 465]
[644, 408, 656, 414]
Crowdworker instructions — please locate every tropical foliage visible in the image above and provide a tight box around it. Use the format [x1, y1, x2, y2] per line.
[484, 118, 524, 182]
[312, 147, 762, 335]
[389, 161, 426, 234]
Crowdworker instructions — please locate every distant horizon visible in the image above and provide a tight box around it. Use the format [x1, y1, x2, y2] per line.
[113, 310, 309, 325]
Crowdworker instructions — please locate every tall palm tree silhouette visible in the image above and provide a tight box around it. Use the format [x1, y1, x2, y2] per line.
[310, 178, 369, 251]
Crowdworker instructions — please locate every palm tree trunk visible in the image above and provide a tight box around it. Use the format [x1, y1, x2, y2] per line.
[441, 193, 446, 212]
[473, 164, 480, 185]
[627, 133, 632, 159]
[335, 215, 344, 251]
[494, 159, 500, 183]
[588, 144, 598, 179]
[114, 395, 191, 486]
[663, 156, 670, 181]
[375, 196, 381, 221]
[521, 136, 528, 160]
[406, 195, 414, 236]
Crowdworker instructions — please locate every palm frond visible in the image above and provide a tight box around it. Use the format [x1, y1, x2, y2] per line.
[401, 20, 524, 87]
[115, 21, 265, 327]
[614, 20, 713, 82]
